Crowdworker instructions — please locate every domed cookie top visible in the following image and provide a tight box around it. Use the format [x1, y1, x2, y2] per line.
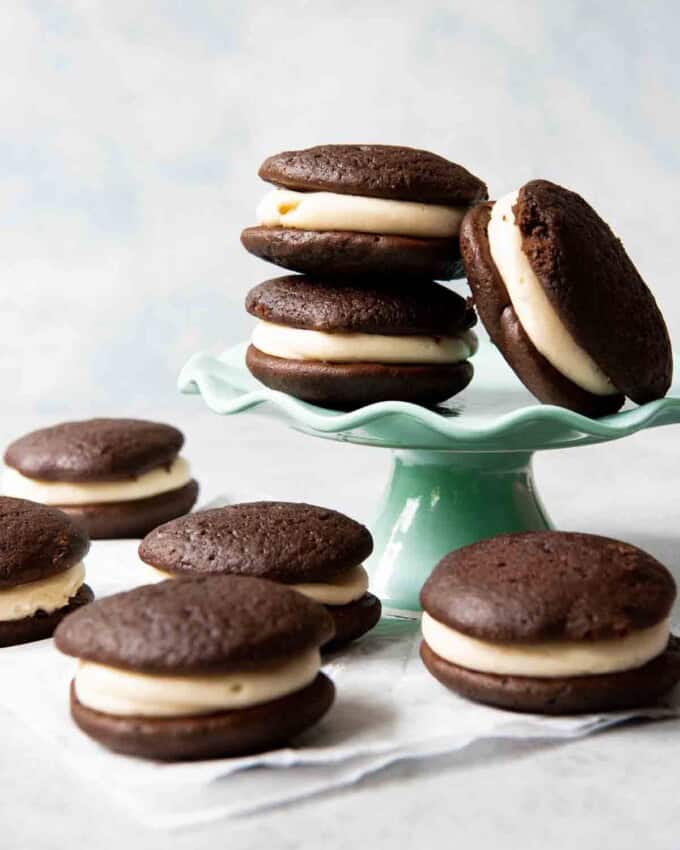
[246, 275, 476, 337]
[139, 501, 373, 583]
[421, 531, 675, 642]
[4, 418, 185, 483]
[0, 496, 90, 588]
[55, 574, 335, 673]
[460, 180, 672, 415]
[259, 144, 488, 205]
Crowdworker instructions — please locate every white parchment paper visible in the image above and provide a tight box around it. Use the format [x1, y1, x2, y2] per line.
[0, 539, 677, 828]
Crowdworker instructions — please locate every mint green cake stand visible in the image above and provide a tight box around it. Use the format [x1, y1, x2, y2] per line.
[179, 336, 680, 615]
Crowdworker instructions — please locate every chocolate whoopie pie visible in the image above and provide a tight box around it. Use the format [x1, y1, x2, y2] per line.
[139, 501, 381, 650]
[460, 180, 673, 417]
[55, 575, 335, 760]
[3, 419, 199, 539]
[420, 532, 680, 714]
[0, 496, 93, 647]
[241, 144, 487, 280]
[244, 275, 478, 409]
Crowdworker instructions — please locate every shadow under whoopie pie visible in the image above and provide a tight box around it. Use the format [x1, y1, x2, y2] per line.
[241, 144, 487, 280]
[460, 180, 672, 417]
[139, 501, 381, 650]
[3, 419, 199, 539]
[55, 575, 336, 761]
[0, 496, 93, 647]
[420, 531, 680, 714]
[244, 276, 478, 409]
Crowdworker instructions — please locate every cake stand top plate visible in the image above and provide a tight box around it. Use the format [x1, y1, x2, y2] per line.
[178, 337, 680, 452]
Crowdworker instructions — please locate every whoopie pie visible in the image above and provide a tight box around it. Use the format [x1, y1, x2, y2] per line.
[241, 144, 487, 280]
[460, 180, 673, 417]
[0, 496, 93, 647]
[139, 501, 381, 650]
[244, 276, 478, 409]
[420, 531, 680, 714]
[55, 575, 336, 761]
[3, 419, 199, 539]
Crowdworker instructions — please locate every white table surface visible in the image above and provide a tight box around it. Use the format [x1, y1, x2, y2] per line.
[2, 408, 679, 849]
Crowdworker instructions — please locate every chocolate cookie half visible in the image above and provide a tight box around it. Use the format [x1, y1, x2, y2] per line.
[3, 419, 199, 539]
[419, 531, 680, 714]
[139, 501, 381, 650]
[460, 181, 673, 417]
[55, 575, 336, 760]
[0, 496, 93, 646]
[241, 144, 487, 280]
[245, 275, 477, 409]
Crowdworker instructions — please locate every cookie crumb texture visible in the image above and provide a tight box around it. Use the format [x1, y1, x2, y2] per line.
[55, 574, 336, 673]
[246, 275, 476, 336]
[259, 144, 488, 205]
[0, 496, 90, 588]
[421, 531, 675, 642]
[4, 418, 184, 482]
[139, 501, 373, 583]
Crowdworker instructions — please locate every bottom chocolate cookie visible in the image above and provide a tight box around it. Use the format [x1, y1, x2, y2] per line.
[60, 480, 199, 539]
[420, 637, 680, 715]
[246, 345, 473, 410]
[324, 593, 382, 651]
[70, 672, 335, 761]
[0, 584, 94, 648]
[241, 226, 464, 281]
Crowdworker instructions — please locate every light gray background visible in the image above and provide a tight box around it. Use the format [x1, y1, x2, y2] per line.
[2, 0, 678, 416]
[3, 4, 680, 848]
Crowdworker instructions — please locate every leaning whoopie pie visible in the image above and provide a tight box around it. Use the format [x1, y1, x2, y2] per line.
[0, 496, 92, 647]
[55, 575, 335, 760]
[245, 275, 478, 409]
[420, 532, 680, 714]
[3, 419, 199, 539]
[138, 501, 381, 650]
[460, 180, 673, 417]
[241, 144, 487, 280]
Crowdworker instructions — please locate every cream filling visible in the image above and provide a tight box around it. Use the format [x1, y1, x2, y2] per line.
[251, 321, 478, 365]
[290, 565, 369, 606]
[488, 190, 618, 396]
[422, 612, 670, 678]
[0, 562, 85, 622]
[2, 457, 192, 506]
[257, 188, 465, 238]
[142, 563, 369, 606]
[73, 647, 321, 717]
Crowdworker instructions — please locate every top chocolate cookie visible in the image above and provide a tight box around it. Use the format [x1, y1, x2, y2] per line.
[0, 496, 89, 588]
[515, 181, 672, 403]
[4, 418, 184, 482]
[246, 275, 476, 336]
[259, 144, 488, 205]
[55, 574, 335, 673]
[421, 532, 675, 642]
[139, 501, 373, 582]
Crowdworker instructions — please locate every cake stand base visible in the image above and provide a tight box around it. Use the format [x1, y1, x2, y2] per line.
[179, 339, 680, 616]
[367, 450, 552, 614]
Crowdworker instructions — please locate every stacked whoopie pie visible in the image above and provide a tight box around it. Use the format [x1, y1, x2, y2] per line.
[138, 501, 381, 650]
[3, 419, 199, 539]
[241, 144, 487, 409]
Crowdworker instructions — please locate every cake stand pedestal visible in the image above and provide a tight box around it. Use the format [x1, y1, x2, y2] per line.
[179, 337, 680, 614]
